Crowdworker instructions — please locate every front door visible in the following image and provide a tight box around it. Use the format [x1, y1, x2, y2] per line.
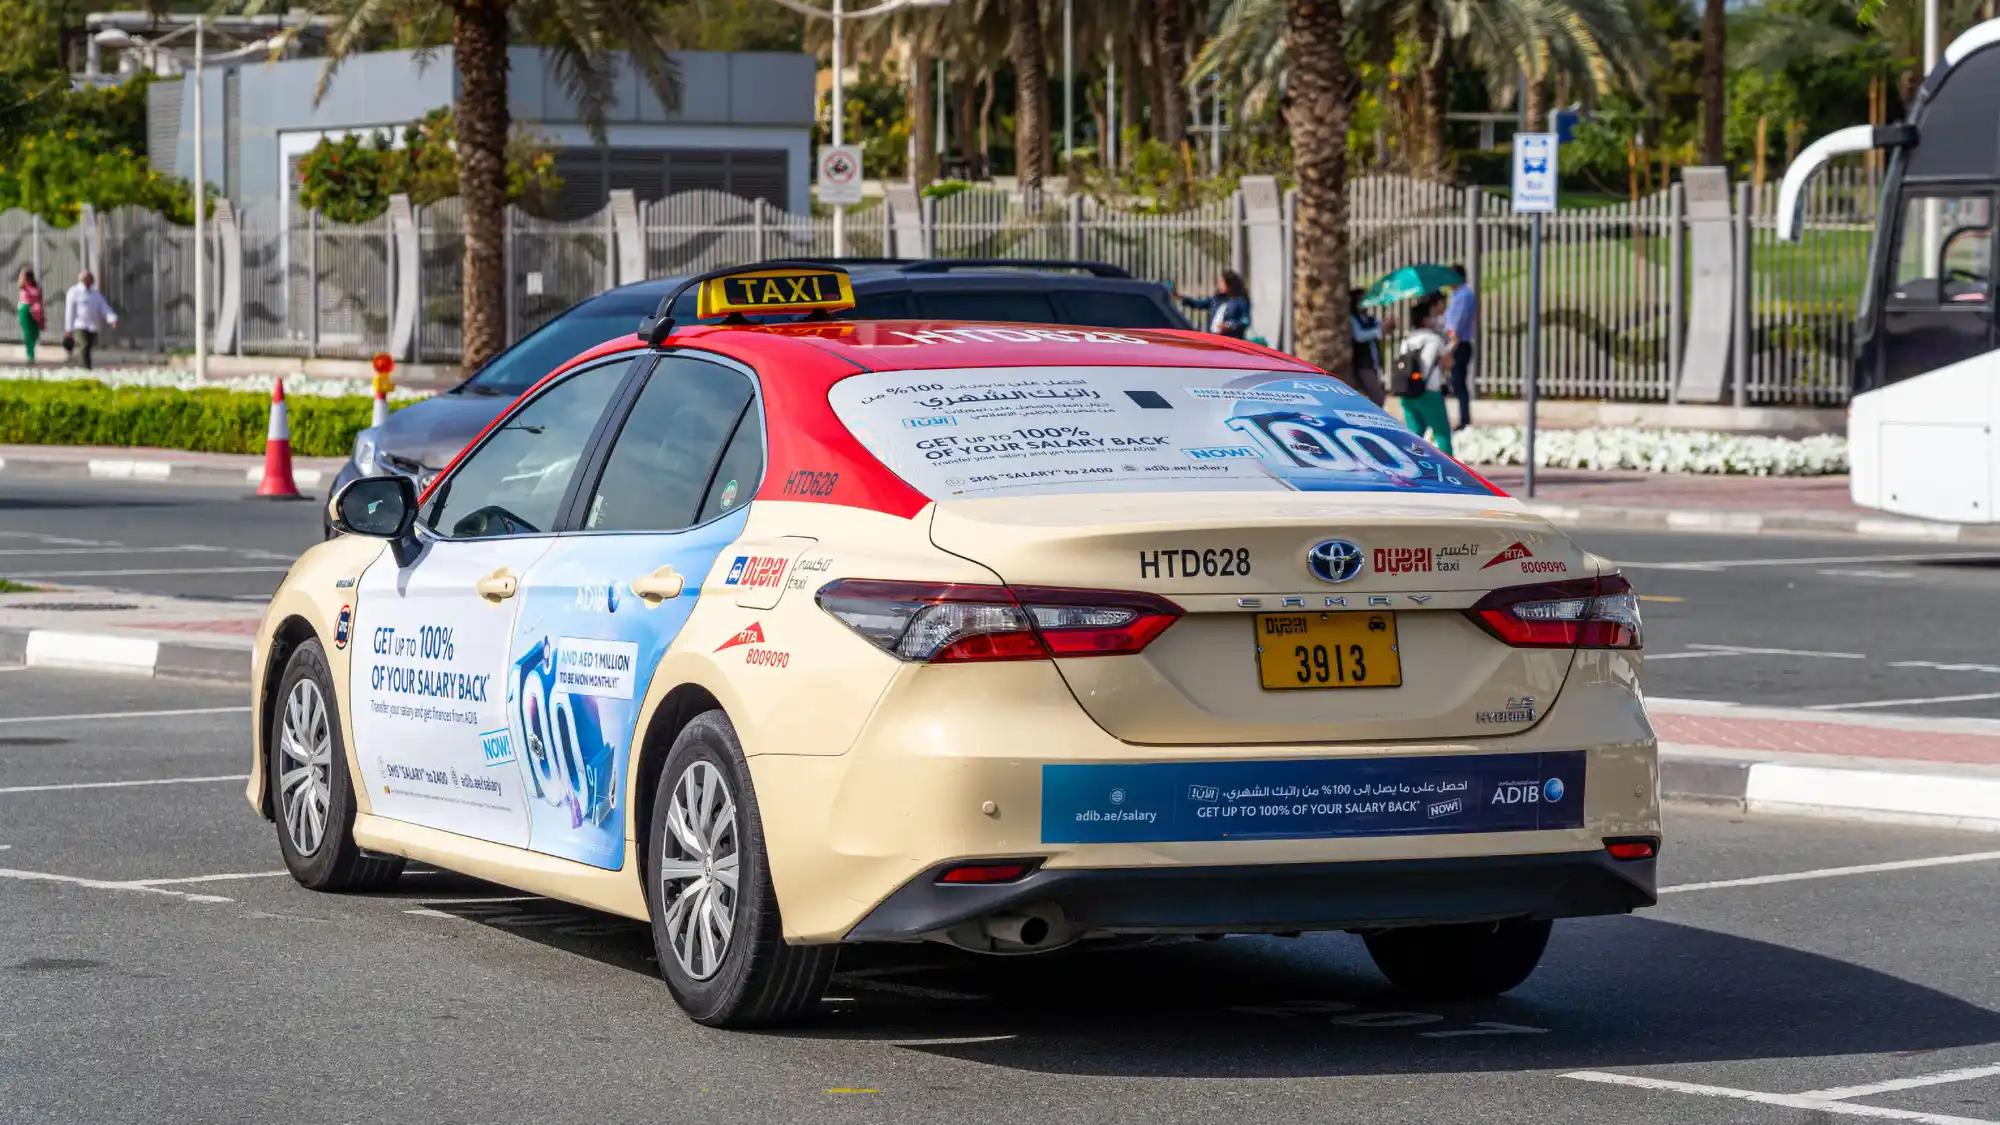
[349, 357, 635, 846]
[504, 353, 765, 870]
[1878, 191, 1995, 387]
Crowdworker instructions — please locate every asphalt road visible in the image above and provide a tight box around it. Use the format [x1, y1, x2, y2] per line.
[0, 477, 323, 602]
[0, 666, 1995, 1124]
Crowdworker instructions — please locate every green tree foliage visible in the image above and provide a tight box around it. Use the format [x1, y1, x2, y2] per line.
[294, 108, 562, 222]
[0, 75, 208, 225]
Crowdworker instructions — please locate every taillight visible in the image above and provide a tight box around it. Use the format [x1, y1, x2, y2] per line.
[1466, 574, 1642, 650]
[937, 860, 1040, 884]
[815, 579, 1181, 663]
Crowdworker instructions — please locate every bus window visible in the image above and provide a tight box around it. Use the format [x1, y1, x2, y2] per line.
[1881, 193, 1994, 385]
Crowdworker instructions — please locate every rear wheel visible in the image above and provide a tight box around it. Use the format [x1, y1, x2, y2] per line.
[1362, 918, 1552, 999]
[270, 639, 403, 891]
[645, 711, 835, 1028]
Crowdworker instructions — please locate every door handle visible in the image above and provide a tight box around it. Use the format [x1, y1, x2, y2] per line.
[475, 568, 519, 602]
[630, 566, 685, 605]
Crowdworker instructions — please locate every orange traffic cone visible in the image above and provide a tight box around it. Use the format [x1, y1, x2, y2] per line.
[255, 378, 301, 499]
[370, 353, 394, 428]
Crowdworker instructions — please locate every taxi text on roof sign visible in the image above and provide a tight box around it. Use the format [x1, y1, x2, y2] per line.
[696, 267, 856, 320]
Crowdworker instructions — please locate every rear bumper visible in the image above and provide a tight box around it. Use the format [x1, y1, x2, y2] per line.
[845, 849, 1657, 941]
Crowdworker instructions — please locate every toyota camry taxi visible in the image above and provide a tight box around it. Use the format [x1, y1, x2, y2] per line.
[251, 263, 1659, 1028]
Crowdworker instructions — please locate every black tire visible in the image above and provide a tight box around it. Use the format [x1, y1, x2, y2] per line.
[269, 639, 404, 892]
[645, 710, 835, 1028]
[1362, 918, 1553, 1000]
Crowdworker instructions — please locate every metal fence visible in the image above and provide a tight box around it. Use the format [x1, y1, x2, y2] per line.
[0, 169, 1879, 407]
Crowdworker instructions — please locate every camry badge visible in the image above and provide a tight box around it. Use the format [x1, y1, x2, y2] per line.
[1306, 539, 1365, 584]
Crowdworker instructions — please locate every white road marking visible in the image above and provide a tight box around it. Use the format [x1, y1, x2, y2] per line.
[1807, 692, 2000, 712]
[417, 895, 545, 905]
[0, 706, 250, 726]
[877, 1035, 1019, 1046]
[129, 871, 288, 887]
[1563, 1071, 1998, 1124]
[0, 544, 221, 556]
[1625, 549, 1999, 571]
[0, 866, 234, 904]
[0, 774, 246, 794]
[1801, 1063, 2000, 1102]
[404, 908, 457, 918]
[6, 565, 291, 578]
[1648, 643, 1866, 661]
[1660, 850, 2000, 894]
[1892, 659, 2000, 675]
[1818, 568, 1918, 580]
[0, 532, 111, 545]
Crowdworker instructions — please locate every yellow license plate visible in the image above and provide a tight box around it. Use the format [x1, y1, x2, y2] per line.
[1254, 612, 1402, 690]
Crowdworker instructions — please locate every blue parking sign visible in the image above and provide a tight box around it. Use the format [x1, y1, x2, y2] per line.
[1513, 132, 1558, 214]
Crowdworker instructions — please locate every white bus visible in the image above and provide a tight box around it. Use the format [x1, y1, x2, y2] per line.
[1777, 19, 2000, 523]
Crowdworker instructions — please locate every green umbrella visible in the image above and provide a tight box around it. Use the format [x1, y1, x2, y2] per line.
[1360, 263, 1465, 308]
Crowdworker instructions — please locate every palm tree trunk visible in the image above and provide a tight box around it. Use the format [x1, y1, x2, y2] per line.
[1115, 32, 1141, 167]
[910, 50, 938, 187]
[1412, 1, 1448, 180]
[978, 70, 997, 178]
[1010, 0, 1050, 194]
[1699, 0, 1725, 165]
[453, 0, 511, 372]
[1286, 0, 1351, 377]
[1151, 0, 1187, 148]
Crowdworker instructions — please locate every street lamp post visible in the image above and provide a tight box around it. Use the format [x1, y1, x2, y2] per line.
[192, 16, 205, 382]
[767, 0, 952, 256]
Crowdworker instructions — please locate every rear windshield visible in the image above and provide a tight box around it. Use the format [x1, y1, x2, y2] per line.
[828, 366, 1491, 500]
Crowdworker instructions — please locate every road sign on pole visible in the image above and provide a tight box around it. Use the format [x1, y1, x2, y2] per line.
[816, 144, 865, 207]
[1512, 133, 1558, 498]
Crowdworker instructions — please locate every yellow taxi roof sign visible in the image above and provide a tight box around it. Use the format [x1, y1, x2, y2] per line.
[696, 267, 856, 320]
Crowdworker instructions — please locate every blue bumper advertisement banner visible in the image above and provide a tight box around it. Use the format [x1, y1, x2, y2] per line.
[1041, 751, 1587, 844]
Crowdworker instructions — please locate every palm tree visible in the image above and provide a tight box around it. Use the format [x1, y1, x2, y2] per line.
[1154, 0, 1191, 147]
[1287, 0, 1352, 377]
[1699, 0, 1724, 163]
[244, 0, 680, 371]
[1009, 0, 1051, 193]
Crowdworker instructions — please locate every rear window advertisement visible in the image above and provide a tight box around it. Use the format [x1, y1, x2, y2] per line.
[827, 366, 1492, 500]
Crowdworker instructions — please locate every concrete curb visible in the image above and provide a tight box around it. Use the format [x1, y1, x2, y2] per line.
[0, 627, 249, 684]
[1523, 500, 2000, 544]
[0, 451, 330, 491]
[1661, 749, 2000, 833]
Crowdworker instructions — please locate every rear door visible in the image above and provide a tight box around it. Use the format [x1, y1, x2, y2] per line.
[830, 364, 1582, 746]
[502, 353, 765, 870]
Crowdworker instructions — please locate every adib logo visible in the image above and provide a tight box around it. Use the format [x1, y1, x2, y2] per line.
[1182, 445, 1261, 461]
[1489, 778, 1567, 805]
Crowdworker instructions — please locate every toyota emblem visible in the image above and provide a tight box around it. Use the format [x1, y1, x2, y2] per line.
[1307, 539, 1365, 583]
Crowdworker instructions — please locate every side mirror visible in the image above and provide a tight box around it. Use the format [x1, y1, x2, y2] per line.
[329, 475, 421, 565]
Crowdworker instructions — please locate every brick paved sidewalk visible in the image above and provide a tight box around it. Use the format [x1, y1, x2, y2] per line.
[1650, 699, 2000, 770]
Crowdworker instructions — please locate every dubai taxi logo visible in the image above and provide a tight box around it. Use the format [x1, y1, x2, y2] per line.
[1307, 538, 1365, 583]
[715, 623, 766, 652]
[1483, 542, 1534, 569]
[725, 555, 786, 589]
[1373, 547, 1432, 575]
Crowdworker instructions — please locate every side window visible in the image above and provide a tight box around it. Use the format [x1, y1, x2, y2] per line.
[1890, 195, 1992, 306]
[427, 359, 630, 539]
[583, 356, 757, 533]
[695, 407, 765, 524]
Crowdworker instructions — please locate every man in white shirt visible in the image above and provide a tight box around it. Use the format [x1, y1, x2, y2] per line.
[64, 270, 118, 370]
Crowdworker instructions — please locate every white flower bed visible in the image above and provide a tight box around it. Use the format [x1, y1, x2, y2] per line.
[0, 364, 430, 401]
[1452, 425, 1847, 476]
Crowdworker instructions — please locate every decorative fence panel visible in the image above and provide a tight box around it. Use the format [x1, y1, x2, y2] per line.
[0, 171, 1880, 408]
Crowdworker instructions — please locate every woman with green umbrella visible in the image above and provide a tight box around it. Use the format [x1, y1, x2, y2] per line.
[1359, 263, 1464, 309]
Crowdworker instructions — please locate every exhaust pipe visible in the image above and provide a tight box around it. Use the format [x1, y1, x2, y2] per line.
[981, 912, 1052, 947]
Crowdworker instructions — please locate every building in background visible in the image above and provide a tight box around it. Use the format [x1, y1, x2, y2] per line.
[142, 45, 815, 224]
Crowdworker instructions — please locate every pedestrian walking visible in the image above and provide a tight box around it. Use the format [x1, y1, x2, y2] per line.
[16, 267, 44, 364]
[1391, 294, 1455, 455]
[1176, 270, 1252, 338]
[1442, 263, 1477, 430]
[63, 269, 118, 370]
[1347, 287, 1387, 405]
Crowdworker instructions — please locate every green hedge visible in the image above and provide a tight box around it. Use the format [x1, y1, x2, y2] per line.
[0, 379, 386, 457]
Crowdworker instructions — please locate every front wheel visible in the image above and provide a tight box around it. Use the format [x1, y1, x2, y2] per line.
[1362, 918, 1552, 999]
[645, 711, 835, 1028]
[269, 639, 403, 891]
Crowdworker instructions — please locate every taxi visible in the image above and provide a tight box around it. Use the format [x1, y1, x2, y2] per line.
[250, 263, 1659, 1028]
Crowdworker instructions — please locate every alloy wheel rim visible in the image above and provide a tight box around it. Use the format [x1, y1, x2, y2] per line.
[657, 760, 739, 981]
[277, 678, 334, 857]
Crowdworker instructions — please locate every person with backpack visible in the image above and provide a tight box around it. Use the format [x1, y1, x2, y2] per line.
[1391, 294, 1455, 454]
